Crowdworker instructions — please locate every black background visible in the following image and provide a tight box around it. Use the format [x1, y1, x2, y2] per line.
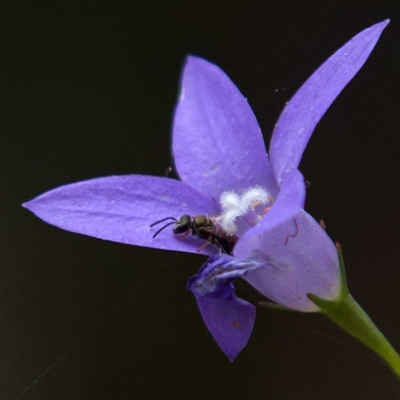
[1, 1, 399, 399]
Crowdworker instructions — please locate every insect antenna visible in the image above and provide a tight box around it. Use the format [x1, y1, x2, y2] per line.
[150, 216, 177, 227]
[150, 217, 178, 238]
[152, 221, 177, 238]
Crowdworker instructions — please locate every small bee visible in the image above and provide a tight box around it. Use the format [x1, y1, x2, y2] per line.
[150, 214, 238, 255]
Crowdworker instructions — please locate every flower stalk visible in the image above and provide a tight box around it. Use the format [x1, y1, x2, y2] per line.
[308, 245, 400, 379]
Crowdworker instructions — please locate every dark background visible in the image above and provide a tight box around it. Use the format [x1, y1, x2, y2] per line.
[1, 1, 399, 399]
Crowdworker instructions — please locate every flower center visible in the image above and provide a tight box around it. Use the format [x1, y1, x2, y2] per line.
[217, 186, 273, 236]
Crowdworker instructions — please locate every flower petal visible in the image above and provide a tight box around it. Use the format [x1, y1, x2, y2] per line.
[194, 295, 255, 361]
[269, 20, 389, 183]
[188, 254, 261, 361]
[187, 254, 266, 297]
[235, 171, 340, 311]
[173, 56, 277, 200]
[23, 175, 220, 255]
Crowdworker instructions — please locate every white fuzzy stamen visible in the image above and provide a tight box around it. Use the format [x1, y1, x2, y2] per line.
[220, 209, 241, 234]
[220, 191, 241, 211]
[241, 187, 270, 210]
[218, 186, 271, 233]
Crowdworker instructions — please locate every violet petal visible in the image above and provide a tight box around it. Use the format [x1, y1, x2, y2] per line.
[173, 55, 277, 200]
[187, 253, 266, 297]
[235, 170, 340, 311]
[23, 175, 220, 255]
[188, 254, 262, 361]
[269, 20, 389, 183]
[194, 294, 255, 361]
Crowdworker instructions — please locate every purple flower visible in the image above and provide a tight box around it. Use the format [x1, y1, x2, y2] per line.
[24, 21, 388, 361]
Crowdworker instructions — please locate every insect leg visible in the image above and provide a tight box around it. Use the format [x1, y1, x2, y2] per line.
[196, 235, 213, 253]
[211, 237, 229, 254]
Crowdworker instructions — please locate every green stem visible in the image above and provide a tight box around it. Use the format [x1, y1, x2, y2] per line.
[308, 244, 400, 379]
[309, 292, 400, 378]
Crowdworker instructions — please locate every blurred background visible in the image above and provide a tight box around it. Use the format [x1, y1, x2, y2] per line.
[1, 1, 399, 399]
